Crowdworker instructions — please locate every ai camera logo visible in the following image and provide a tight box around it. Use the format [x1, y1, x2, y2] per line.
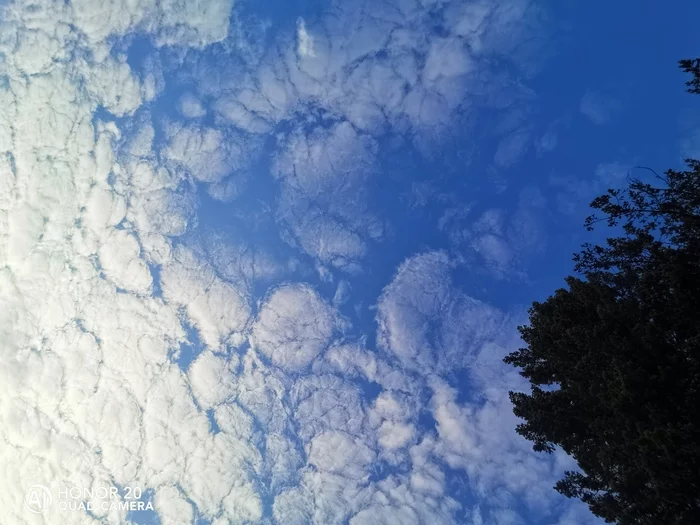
[24, 484, 52, 514]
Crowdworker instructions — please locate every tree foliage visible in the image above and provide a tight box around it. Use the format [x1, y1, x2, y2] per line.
[680, 58, 700, 94]
[504, 61, 700, 524]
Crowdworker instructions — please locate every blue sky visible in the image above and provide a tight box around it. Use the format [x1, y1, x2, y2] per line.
[1, 0, 699, 524]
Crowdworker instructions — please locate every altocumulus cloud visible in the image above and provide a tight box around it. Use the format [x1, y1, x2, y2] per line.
[0, 0, 600, 524]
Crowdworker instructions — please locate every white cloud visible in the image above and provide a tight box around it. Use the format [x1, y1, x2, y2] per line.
[376, 251, 453, 368]
[308, 431, 375, 478]
[321, 344, 380, 381]
[98, 229, 153, 294]
[379, 421, 415, 451]
[426, 345, 573, 519]
[178, 93, 207, 119]
[162, 0, 547, 279]
[440, 189, 545, 279]
[0, 1, 265, 522]
[272, 121, 381, 270]
[70, 0, 233, 47]
[251, 283, 338, 371]
[350, 505, 421, 525]
[162, 122, 238, 183]
[161, 245, 251, 350]
[297, 18, 316, 58]
[81, 57, 143, 117]
[273, 487, 314, 524]
[376, 251, 506, 372]
[292, 374, 365, 442]
[154, 486, 194, 525]
[188, 351, 239, 408]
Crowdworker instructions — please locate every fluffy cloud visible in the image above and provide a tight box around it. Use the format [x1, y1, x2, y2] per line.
[440, 188, 546, 279]
[272, 121, 381, 270]
[252, 284, 339, 371]
[161, 245, 251, 350]
[297, 18, 316, 58]
[376, 251, 507, 371]
[175, 0, 547, 273]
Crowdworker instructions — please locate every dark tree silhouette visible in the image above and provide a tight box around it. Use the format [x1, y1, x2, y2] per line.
[504, 61, 700, 525]
[680, 58, 700, 94]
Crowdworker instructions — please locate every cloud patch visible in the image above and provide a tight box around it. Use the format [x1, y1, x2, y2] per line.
[252, 283, 340, 371]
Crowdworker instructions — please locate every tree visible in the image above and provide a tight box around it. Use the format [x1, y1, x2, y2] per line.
[680, 58, 700, 94]
[504, 61, 700, 525]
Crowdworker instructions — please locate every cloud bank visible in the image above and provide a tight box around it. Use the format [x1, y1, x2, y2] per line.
[0, 0, 599, 524]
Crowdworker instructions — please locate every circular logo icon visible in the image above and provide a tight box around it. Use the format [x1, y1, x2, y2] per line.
[24, 484, 52, 514]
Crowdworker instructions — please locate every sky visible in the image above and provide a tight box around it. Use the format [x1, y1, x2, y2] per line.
[0, 1, 698, 524]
